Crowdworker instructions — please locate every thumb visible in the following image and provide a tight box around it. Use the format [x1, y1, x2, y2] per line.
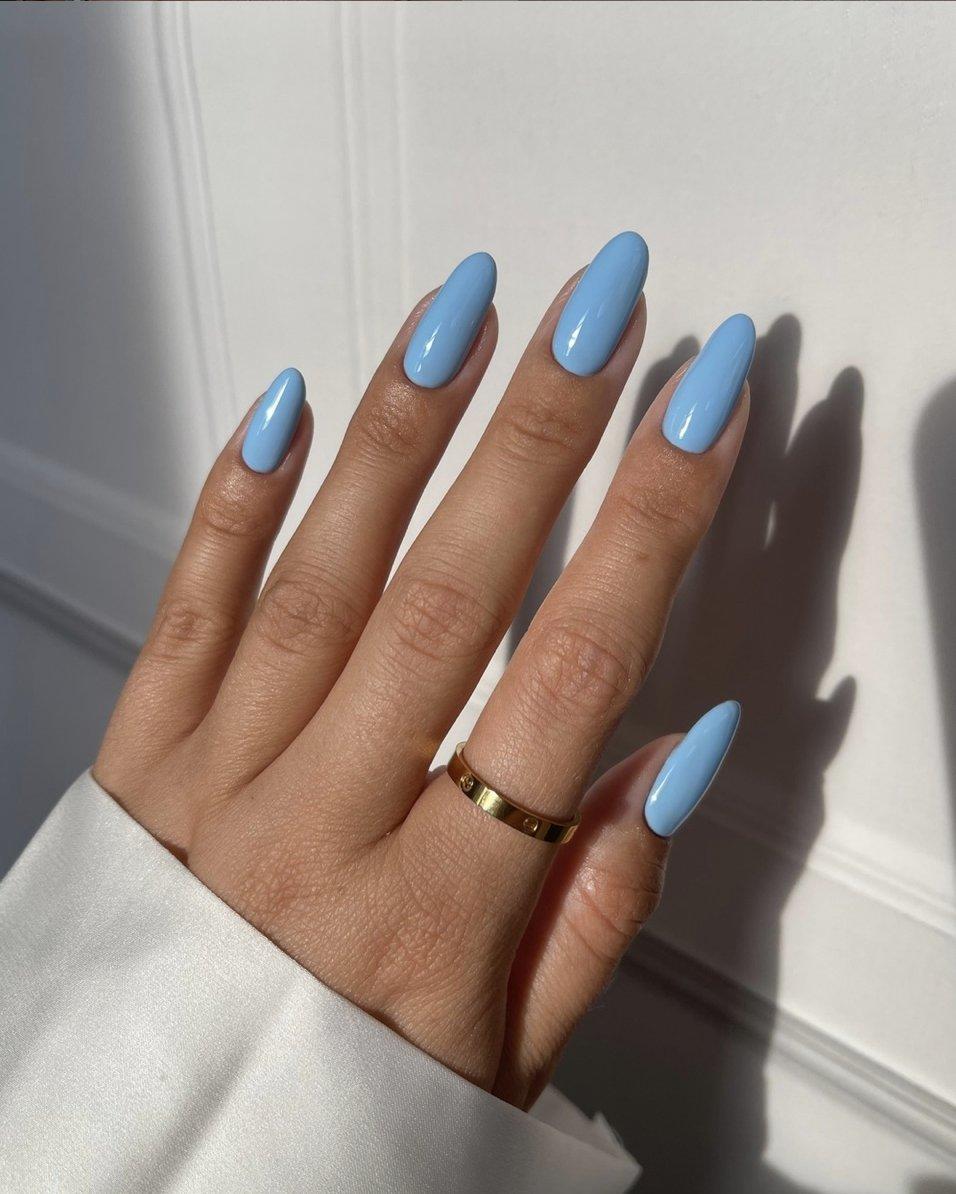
[495, 701, 740, 1108]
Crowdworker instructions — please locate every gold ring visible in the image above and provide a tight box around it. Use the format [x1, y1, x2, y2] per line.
[446, 743, 580, 845]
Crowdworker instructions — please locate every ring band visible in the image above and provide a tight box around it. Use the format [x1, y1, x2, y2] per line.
[446, 743, 580, 845]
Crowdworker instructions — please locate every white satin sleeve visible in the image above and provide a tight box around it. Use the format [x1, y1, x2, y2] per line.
[0, 772, 640, 1193]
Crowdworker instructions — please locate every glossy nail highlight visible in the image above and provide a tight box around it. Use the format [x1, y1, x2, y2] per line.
[551, 231, 649, 377]
[241, 367, 306, 473]
[644, 701, 741, 837]
[403, 252, 497, 389]
[662, 314, 756, 453]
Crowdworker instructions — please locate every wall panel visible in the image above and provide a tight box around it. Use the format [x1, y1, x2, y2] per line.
[1, 3, 953, 1187]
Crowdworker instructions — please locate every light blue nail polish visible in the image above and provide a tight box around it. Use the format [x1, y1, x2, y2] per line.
[403, 252, 497, 389]
[241, 367, 306, 473]
[551, 231, 649, 377]
[644, 701, 741, 837]
[662, 314, 756, 453]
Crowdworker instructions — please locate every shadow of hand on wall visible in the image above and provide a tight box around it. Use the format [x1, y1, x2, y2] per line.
[505, 334, 703, 656]
[915, 379, 956, 869]
[536, 317, 863, 1191]
[633, 316, 860, 855]
[912, 381, 956, 1194]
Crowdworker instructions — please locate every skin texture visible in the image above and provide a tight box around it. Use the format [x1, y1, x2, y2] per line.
[94, 266, 750, 1111]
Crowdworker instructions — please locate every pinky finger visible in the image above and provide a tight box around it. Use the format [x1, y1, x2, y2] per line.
[97, 371, 311, 778]
[495, 701, 740, 1109]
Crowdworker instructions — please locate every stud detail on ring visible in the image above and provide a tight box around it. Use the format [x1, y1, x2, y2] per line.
[445, 743, 580, 845]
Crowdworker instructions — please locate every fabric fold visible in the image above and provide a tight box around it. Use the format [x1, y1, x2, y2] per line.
[0, 772, 639, 1192]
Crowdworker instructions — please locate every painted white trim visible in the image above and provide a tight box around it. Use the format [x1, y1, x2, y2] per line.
[699, 791, 956, 939]
[0, 437, 180, 564]
[0, 438, 175, 646]
[630, 933, 956, 1163]
[335, 1, 411, 380]
[153, 1, 237, 441]
[0, 563, 139, 674]
[335, 0, 370, 396]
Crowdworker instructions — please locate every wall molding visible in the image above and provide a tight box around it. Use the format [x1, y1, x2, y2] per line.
[0, 3, 242, 651]
[0, 563, 139, 675]
[335, 0, 412, 386]
[699, 789, 956, 940]
[0, 437, 180, 566]
[153, 1, 237, 442]
[0, 436, 175, 647]
[630, 932, 956, 1164]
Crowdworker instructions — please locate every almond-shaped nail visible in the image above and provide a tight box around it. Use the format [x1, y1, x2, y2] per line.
[403, 252, 497, 389]
[241, 368, 306, 474]
[644, 701, 741, 837]
[551, 231, 649, 377]
[662, 314, 756, 453]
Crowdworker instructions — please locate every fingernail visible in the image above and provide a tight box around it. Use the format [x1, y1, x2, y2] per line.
[644, 701, 740, 837]
[241, 367, 306, 473]
[662, 314, 756, 453]
[551, 230, 649, 377]
[403, 252, 497, 389]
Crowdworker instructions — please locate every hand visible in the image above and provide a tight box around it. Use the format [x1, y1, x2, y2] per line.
[94, 235, 752, 1109]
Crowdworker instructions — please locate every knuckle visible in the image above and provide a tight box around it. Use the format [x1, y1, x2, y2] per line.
[388, 570, 502, 672]
[148, 594, 230, 663]
[522, 619, 634, 723]
[256, 567, 365, 660]
[609, 477, 702, 552]
[494, 391, 591, 468]
[196, 472, 275, 543]
[352, 383, 429, 465]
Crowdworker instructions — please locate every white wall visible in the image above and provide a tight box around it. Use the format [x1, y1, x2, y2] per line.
[1, 3, 954, 1189]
